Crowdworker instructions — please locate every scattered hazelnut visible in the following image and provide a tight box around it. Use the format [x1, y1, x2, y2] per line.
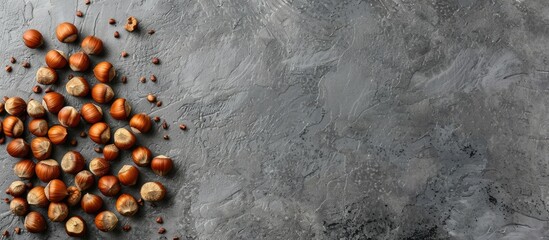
[151, 155, 173, 176]
[10, 197, 28, 216]
[44, 179, 68, 202]
[110, 98, 131, 120]
[82, 36, 104, 55]
[13, 159, 35, 179]
[115, 193, 138, 216]
[58, 106, 81, 127]
[35, 159, 61, 182]
[61, 151, 85, 174]
[98, 175, 121, 197]
[81, 103, 103, 123]
[93, 62, 115, 83]
[131, 146, 152, 167]
[95, 211, 118, 232]
[24, 211, 47, 233]
[32, 85, 42, 93]
[130, 113, 152, 133]
[22, 29, 44, 48]
[66, 76, 90, 97]
[75, 170, 94, 191]
[69, 52, 90, 71]
[27, 186, 48, 207]
[103, 144, 119, 161]
[124, 16, 138, 32]
[89, 157, 110, 177]
[140, 182, 166, 202]
[91, 83, 115, 103]
[7, 138, 30, 158]
[48, 125, 68, 144]
[42, 92, 65, 113]
[66, 186, 82, 207]
[89, 122, 111, 144]
[5, 97, 27, 116]
[30, 137, 52, 160]
[56, 22, 78, 43]
[3, 116, 24, 137]
[114, 128, 136, 150]
[8, 181, 26, 197]
[65, 216, 86, 237]
[27, 100, 46, 118]
[118, 165, 139, 186]
[81, 193, 103, 214]
[45, 50, 68, 69]
[47, 202, 68, 222]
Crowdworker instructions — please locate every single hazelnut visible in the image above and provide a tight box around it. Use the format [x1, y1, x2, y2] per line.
[93, 62, 115, 83]
[69, 52, 90, 71]
[66, 76, 90, 97]
[36, 67, 58, 85]
[89, 122, 110, 144]
[66, 186, 81, 207]
[75, 170, 94, 191]
[113, 128, 136, 150]
[89, 158, 110, 177]
[13, 159, 35, 179]
[81, 36, 104, 55]
[27, 186, 48, 207]
[45, 50, 68, 69]
[56, 22, 78, 43]
[151, 155, 173, 176]
[35, 159, 61, 182]
[131, 146, 152, 167]
[65, 216, 86, 237]
[3, 116, 24, 137]
[80, 103, 103, 123]
[140, 182, 166, 202]
[81, 193, 103, 214]
[91, 83, 114, 103]
[22, 29, 44, 48]
[58, 106, 81, 127]
[118, 165, 139, 186]
[10, 197, 28, 216]
[95, 211, 118, 232]
[61, 151, 85, 174]
[5, 97, 27, 116]
[7, 138, 30, 158]
[8, 181, 26, 197]
[109, 98, 131, 120]
[47, 202, 68, 222]
[30, 137, 52, 160]
[124, 16, 138, 32]
[115, 193, 138, 216]
[42, 92, 65, 113]
[27, 99, 47, 118]
[24, 211, 47, 233]
[103, 144, 119, 161]
[129, 113, 152, 133]
[48, 125, 68, 144]
[98, 175, 121, 197]
[44, 179, 68, 202]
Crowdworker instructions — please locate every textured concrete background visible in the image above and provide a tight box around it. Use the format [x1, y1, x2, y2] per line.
[0, 0, 548, 239]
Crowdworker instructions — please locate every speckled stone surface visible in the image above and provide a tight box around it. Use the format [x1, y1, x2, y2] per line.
[1, 0, 549, 239]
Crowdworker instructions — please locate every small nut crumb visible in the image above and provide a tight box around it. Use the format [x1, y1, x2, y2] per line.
[85, 0, 90, 4]
[25, 182, 32, 189]
[173, 237, 180, 240]
[150, 74, 157, 82]
[179, 124, 187, 130]
[114, 31, 120, 38]
[4, 198, 10, 203]
[44, 87, 53, 93]
[125, 16, 138, 32]
[5, 65, 12, 72]
[76, 10, 83, 17]
[147, 94, 156, 103]
[2, 230, 9, 237]
[94, 147, 103, 153]
[121, 51, 128, 58]
[80, 131, 87, 138]
[163, 135, 170, 140]
[10, 57, 16, 64]
[109, 18, 116, 25]
[137, 198, 144, 206]
[162, 121, 168, 130]
[148, 29, 156, 35]
[32, 85, 42, 93]
[122, 225, 131, 232]
[14, 227, 21, 235]
[21, 61, 30, 68]
[70, 139, 78, 146]
[156, 217, 163, 224]
[140, 77, 146, 83]
[156, 101, 163, 107]
[152, 57, 160, 64]
[153, 116, 161, 122]
[2, 96, 8, 102]
[68, 74, 74, 80]
[121, 75, 128, 84]
[0, 137, 6, 145]
[158, 228, 166, 234]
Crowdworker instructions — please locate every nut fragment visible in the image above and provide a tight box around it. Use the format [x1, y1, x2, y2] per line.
[114, 31, 120, 38]
[147, 93, 156, 102]
[152, 57, 160, 64]
[124, 16, 138, 32]
[148, 29, 156, 35]
[108, 18, 116, 25]
[32, 85, 42, 93]
[76, 10, 83, 17]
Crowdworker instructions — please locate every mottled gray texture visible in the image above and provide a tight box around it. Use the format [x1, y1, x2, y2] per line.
[0, 0, 548, 239]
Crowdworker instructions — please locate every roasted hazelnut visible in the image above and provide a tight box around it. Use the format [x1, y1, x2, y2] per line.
[44, 179, 68, 202]
[81, 36, 104, 55]
[93, 62, 115, 83]
[115, 193, 138, 216]
[5, 97, 26, 116]
[10, 197, 28, 216]
[80, 103, 103, 123]
[61, 151, 85, 174]
[3, 116, 24, 137]
[56, 22, 78, 43]
[103, 144, 119, 161]
[89, 158, 110, 177]
[75, 170, 94, 191]
[113, 128, 136, 150]
[22, 29, 43, 48]
[98, 175, 121, 197]
[129, 113, 152, 133]
[35, 159, 61, 182]
[7, 138, 30, 158]
[69, 52, 90, 71]
[89, 122, 110, 144]
[66, 76, 90, 97]
[31, 137, 52, 160]
[81, 193, 103, 214]
[66, 186, 81, 207]
[91, 83, 114, 103]
[48, 125, 68, 144]
[109, 98, 131, 120]
[45, 50, 68, 69]
[27, 186, 48, 207]
[131, 146, 152, 167]
[8, 181, 26, 197]
[151, 155, 173, 176]
[25, 211, 47, 233]
[140, 182, 166, 202]
[66, 216, 86, 237]
[124, 16, 138, 32]
[118, 165, 139, 186]
[27, 100, 47, 118]
[13, 159, 35, 179]
[48, 202, 68, 222]
[95, 211, 118, 232]
[58, 106, 81, 127]
[42, 92, 65, 113]
[36, 67, 58, 85]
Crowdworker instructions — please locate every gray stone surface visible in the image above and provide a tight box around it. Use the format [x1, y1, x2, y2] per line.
[0, 0, 549, 239]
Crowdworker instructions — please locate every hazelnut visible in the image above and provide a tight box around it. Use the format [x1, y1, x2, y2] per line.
[89, 158, 110, 177]
[75, 170, 94, 191]
[66, 186, 82, 207]
[147, 93, 156, 102]
[131, 146, 152, 167]
[22, 29, 44, 48]
[27, 186, 48, 207]
[47, 202, 68, 222]
[30, 137, 52, 160]
[95, 211, 118, 232]
[129, 113, 152, 133]
[93, 62, 115, 83]
[24, 211, 47, 233]
[89, 122, 110, 144]
[65, 216, 86, 237]
[45, 50, 68, 69]
[56, 22, 78, 43]
[8, 181, 26, 197]
[48, 125, 68, 144]
[140, 182, 166, 202]
[42, 92, 65, 113]
[109, 98, 131, 120]
[113, 128, 136, 150]
[36, 67, 58, 85]
[103, 144, 119, 161]
[118, 165, 139, 186]
[151, 155, 173, 176]
[7, 138, 30, 158]
[10, 197, 28, 216]
[66, 76, 90, 97]
[61, 151, 85, 174]
[35, 159, 61, 182]
[44, 179, 68, 202]
[81, 193, 103, 214]
[124, 16, 138, 32]
[80, 103, 103, 123]
[91, 83, 114, 103]
[13, 159, 35, 179]
[115, 193, 138, 216]
[3, 116, 24, 137]
[58, 106, 81, 127]
[98, 175, 121, 197]
[27, 99, 47, 118]
[5, 97, 27, 116]
[81, 36, 104, 55]
[69, 52, 90, 71]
